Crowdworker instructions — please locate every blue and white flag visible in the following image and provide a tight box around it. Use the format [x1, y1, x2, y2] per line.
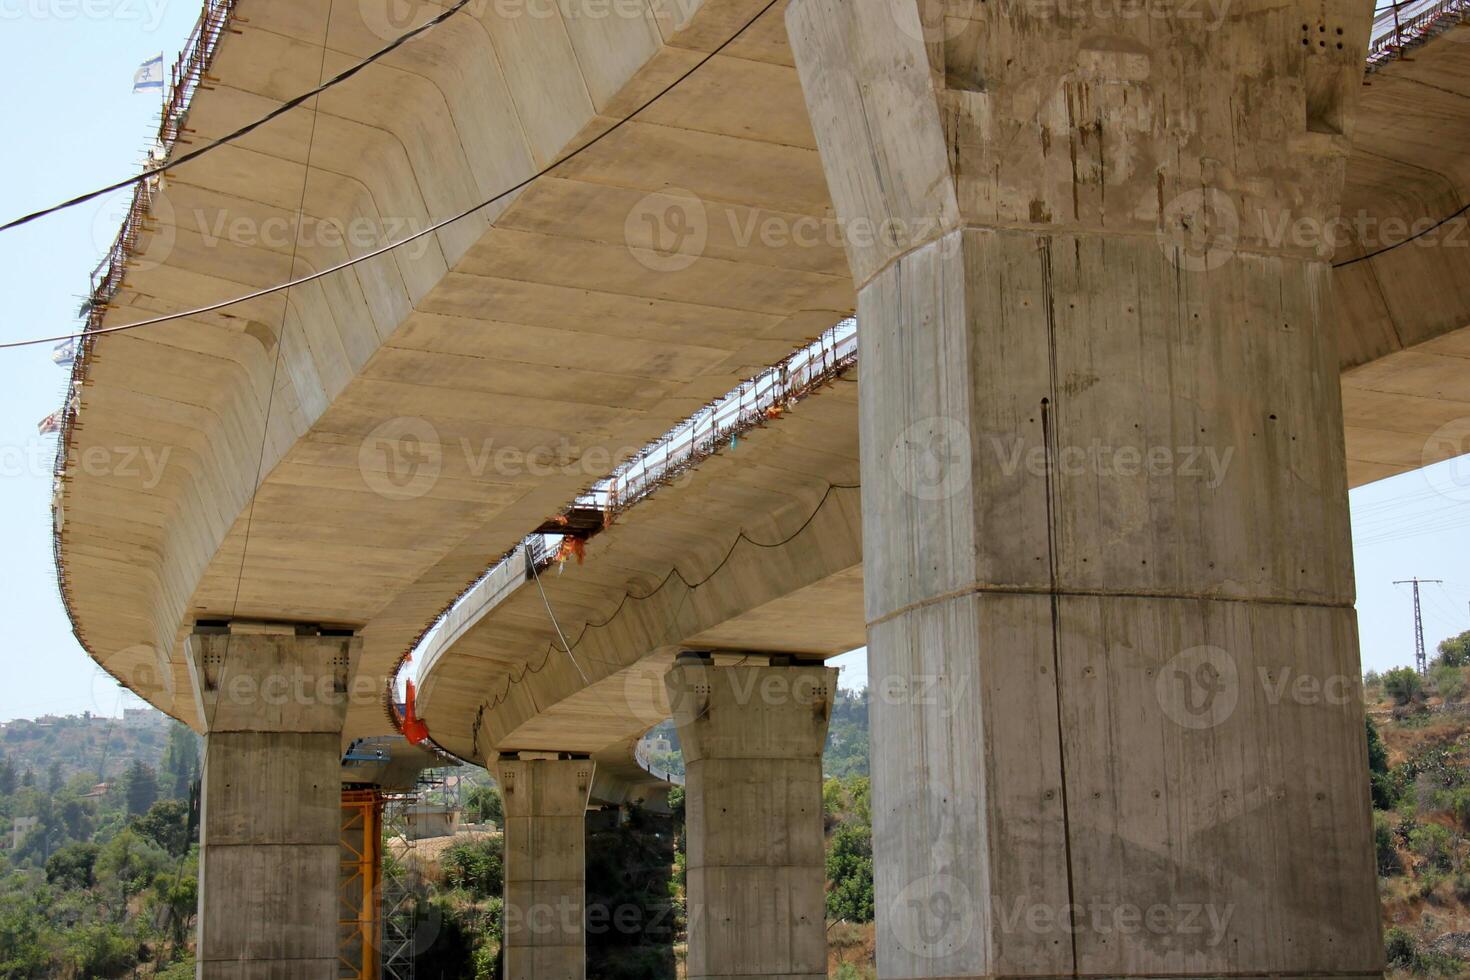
[133, 55, 165, 94]
[52, 340, 75, 368]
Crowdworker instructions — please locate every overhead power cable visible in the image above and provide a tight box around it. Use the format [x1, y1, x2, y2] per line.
[1332, 200, 1470, 270]
[0, 0, 478, 233]
[0, 0, 784, 352]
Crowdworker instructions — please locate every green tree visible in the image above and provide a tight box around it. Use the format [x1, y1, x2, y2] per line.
[60, 922, 136, 978]
[825, 822, 874, 923]
[160, 724, 198, 800]
[441, 837, 504, 900]
[58, 797, 92, 841]
[1373, 812, 1401, 876]
[1384, 667, 1423, 707]
[154, 955, 196, 980]
[1409, 822, 1456, 873]
[96, 829, 169, 904]
[1436, 630, 1470, 668]
[1384, 926, 1419, 969]
[0, 886, 56, 978]
[0, 755, 15, 796]
[151, 852, 199, 951]
[1431, 662, 1466, 702]
[823, 688, 870, 779]
[45, 842, 100, 890]
[1366, 716, 1398, 810]
[132, 798, 190, 856]
[123, 760, 158, 817]
[466, 784, 504, 826]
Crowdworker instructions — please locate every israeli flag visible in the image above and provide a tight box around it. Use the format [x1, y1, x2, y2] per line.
[133, 55, 165, 94]
[52, 340, 75, 368]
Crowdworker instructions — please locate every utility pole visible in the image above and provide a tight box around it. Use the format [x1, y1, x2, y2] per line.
[1395, 578, 1443, 675]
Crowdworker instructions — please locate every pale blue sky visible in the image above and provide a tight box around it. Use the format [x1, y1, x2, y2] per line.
[0, 5, 1464, 722]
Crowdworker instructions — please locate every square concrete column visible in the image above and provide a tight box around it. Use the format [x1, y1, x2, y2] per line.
[496, 755, 595, 980]
[788, 3, 1382, 979]
[186, 625, 358, 979]
[666, 660, 836, 980]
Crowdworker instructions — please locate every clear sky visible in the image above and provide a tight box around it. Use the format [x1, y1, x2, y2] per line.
[0, 4, 1465, 722]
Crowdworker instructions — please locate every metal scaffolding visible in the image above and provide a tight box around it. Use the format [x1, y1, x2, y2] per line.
[339, 790, 384, 980]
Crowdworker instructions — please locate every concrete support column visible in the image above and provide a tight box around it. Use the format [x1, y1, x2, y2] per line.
[666, 659, 836, 980]
[496, 755, 595, 980]
[788, 4, 1382, 979]
[186, 625, 358, 979]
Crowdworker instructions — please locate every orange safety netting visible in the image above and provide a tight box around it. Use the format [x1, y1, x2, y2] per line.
[555, 537, 586, 565]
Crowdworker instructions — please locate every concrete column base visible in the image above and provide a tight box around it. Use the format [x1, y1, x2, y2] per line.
[667, 660, 836, 980]
[187, 627, 358, 980]
[497, 755, 595, 980]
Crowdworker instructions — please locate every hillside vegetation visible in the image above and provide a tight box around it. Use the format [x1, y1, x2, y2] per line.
[0, 712, 200, 978]
[2, 646, 1465, 980]
[1366, 631, 1470, 978]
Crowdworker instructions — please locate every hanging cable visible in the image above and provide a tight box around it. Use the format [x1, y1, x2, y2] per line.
[0, 0, 785, 351]
[1, 0, 478, 233]
[1333, 200, 1470, 269]
[527, 546, 591, 685]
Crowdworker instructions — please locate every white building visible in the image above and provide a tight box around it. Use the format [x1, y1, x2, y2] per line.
[11, 816, 39, 850]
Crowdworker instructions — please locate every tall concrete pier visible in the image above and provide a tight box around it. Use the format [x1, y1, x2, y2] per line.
[788, 2, 1383, 977]
[497, 755, 595, 980]
[668, 660, 836, 980]
[187, 626, 358, 978]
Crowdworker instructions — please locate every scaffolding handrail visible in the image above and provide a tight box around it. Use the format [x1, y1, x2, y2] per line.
[404, 319, 859, 711]
[52, 0, 238, 654]
[1368, 0, 1470, 66]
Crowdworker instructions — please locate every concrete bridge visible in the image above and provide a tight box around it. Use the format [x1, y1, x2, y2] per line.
[51, 0, 1470, 975]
